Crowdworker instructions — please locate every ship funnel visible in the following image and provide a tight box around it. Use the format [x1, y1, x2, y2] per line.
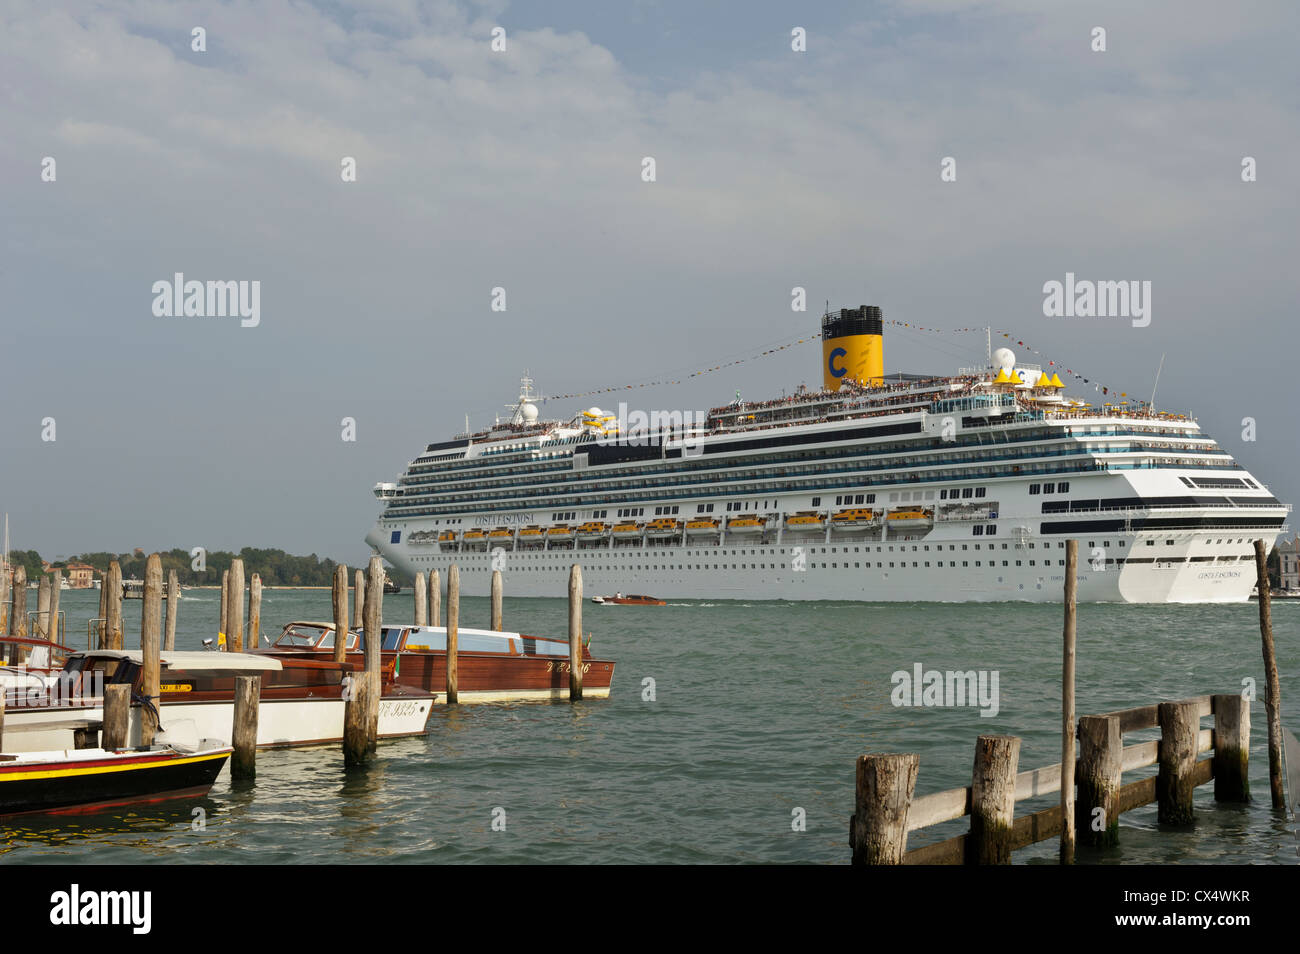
[821, 305, 884, 390]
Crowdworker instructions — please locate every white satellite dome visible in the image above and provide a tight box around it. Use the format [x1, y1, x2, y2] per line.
[520, 402, 539, 422]
[993, 347, 1016, 371]
[586, 406, 602, 416]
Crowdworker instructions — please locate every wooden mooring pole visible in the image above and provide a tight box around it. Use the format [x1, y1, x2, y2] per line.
[1061, 538, 1078, 863]
[1253, 539, 1285, 809]
[968, 735, 1020, 864]
[1157, 700, 1199, 824]
[48, 569, 62, 642]
[490, 570, 503, 632]
[332, 564, 349, 664]
[363, 556, 383, 750]
[105, 562, 121, 649]
[219, 569, 229, 648]
[248, 573, 262, 649]
[102, 683, 130, 750]
[140, 554, 163, 747]
[414, 571, 427, 627]
[568, 564, 583, 701]
[229, 558, 245, 653]
[850, 753, 919, 865]
[164, 570, 179, 651]
[1077, 714, 1121, 846]
[1213, 693, 1250, 802]
[341, 557, 383, 766]
[231, 675, 260, 779]
[10, 566, 27, 638]
[36, 575, 51, 641]
[95, 571, 108, 648]
[429, 569, 441, 629]
[0, 562, 8, 635]
[353, 569, 365, 630]
[446, 564, 459, 704]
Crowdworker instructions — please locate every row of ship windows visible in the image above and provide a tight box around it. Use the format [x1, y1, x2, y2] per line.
[405, 422, 1204, 485]
[1028, 482, 1072, 495]
[398, 434, 1217, 498]
[418, 554, 1248, 571]
[387, 458, 1232, 517]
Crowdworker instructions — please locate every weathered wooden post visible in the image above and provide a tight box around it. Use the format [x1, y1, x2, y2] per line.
[48, 569, 62, 642]
[1061, 538, 1078, 863]
[968, 735, 1020, 864]
[1253, 539, 1285, 809]
[0, 563, 8, 635]
[568, 564, 583, 701]
[850, 753, 919, 865]
[1157, 700, 1199, 824]
[231, 675, 260, 779]
[106, 562, 123, 649]
[1213, 693, 1250, 802]
[95, 570, 108, 647]
[414, 571, 427, 627]
[446, 564, 459, 704]
[1077, 714, 1121, 847]
[490, 570, 503, 631]
[247, 573, 262, 649]
[353, 569, 365, 629]
[36, 575, 51, 639]
[0, 693, 5, 749]
[164, 570, 179, 651]
[342, 669, 371, 766]
[228, 558, 245, 653]
[429, 569, 441, 628]
[363, 556, 383, 750]
[102, 683, 131, 750]
[140, 554, 163, 746]
[219, 568, 229, 649]
[10, 566, 27, 639]
[332, 564, 349, 664]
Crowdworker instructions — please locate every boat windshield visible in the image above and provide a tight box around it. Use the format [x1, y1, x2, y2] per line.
[276, 625, 328, 648]
[318, 629, 358, 651]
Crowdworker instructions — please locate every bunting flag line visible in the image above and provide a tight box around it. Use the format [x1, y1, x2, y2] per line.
[883, 320, 1132, 403]
[536, 321, 1133, 407]
[537, 330, 828, 403]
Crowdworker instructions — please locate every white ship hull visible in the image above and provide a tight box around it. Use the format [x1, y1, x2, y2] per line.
[375, 533, 1271, 603]
[0, 697, 430, 754]
[373, 467, 1285, 603]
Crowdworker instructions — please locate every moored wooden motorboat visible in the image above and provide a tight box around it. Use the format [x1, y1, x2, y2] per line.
[0, 744, 231, 817]
[263, 621, 615, 703]
[1, 650, 433, 753]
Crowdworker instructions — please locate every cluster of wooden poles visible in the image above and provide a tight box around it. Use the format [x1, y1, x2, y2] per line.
[851, 538, 1288, 865]
[0, 553, 594, 779]
[0, 564, 74, 647]
[393, 563, 588, 705]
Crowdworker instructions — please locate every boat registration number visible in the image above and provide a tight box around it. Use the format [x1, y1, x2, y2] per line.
[544, 662, 591, 674]
[160, 683, 192, 693]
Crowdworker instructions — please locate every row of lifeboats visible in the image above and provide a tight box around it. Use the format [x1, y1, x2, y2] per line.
[424, 507, 936, 548]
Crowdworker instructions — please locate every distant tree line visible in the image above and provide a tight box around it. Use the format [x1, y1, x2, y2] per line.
[4, 548, 412, 588]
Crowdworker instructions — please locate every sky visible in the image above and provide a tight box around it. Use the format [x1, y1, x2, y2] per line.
[2, 0, 1298, 565]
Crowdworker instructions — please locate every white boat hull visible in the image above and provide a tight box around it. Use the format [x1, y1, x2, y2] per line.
[1, 696, 431, 754]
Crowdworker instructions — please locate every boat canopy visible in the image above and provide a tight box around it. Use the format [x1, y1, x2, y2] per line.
[69, 650, 283, 672]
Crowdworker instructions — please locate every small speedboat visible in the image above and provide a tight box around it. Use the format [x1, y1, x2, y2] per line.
[592, 594, 666, 606]
[0, 744, 231, 816]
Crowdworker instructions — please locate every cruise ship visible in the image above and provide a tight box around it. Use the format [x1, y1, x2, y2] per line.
[366, 307, 1289, 602]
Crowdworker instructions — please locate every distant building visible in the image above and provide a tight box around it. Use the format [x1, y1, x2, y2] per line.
[64, 563, 97, 589]
[1279, 537, 1300, 592]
